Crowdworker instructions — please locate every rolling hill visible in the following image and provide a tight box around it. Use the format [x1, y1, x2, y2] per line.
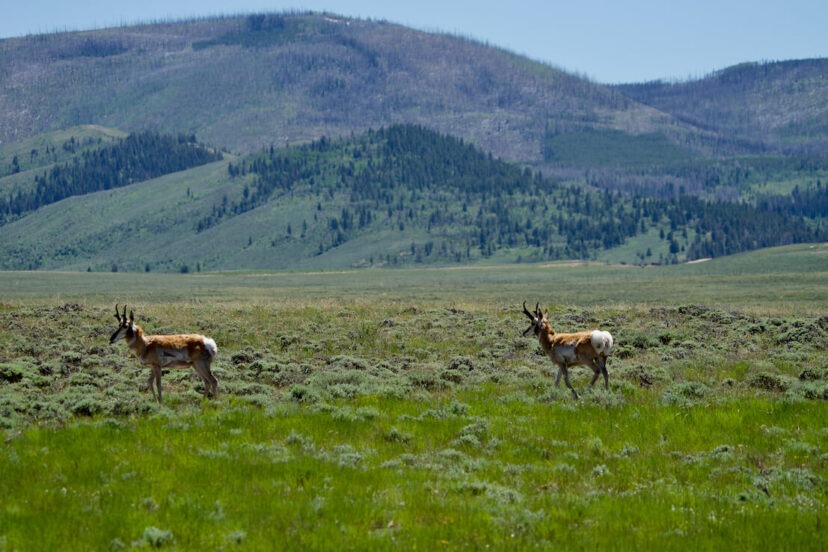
[0, 12, 739, 168]
[0, 11, 826, 271]
[616, 59, 828, 156]
[0, 124, 823, 271]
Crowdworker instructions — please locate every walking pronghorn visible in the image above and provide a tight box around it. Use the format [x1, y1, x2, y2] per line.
[522, 302, 614, 399]
[109, 304, 218, 402]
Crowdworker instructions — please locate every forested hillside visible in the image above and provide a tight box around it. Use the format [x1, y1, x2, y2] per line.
[0, 132, 222, 221]
[220, 125, 827, 264]
[0, 125, 823, 271]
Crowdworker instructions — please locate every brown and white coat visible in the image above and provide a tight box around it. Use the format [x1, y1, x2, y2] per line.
[110, 305, 218, 402]
[522, 302, 614, 399]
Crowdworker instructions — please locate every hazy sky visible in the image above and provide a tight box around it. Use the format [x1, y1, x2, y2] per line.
[1, 0, 825, 83]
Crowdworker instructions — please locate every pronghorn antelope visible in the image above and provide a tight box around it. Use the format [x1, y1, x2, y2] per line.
[109, 304, 218, 402]
[522, 302, 614, 399]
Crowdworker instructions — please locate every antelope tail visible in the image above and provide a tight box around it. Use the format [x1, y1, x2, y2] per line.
[590, 331, 614, 356]
[203, 337, 218, 359]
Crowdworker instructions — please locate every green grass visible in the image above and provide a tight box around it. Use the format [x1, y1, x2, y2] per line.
[1, 242, 825, 311]
[2, 395, 824, 549]
[1, 249, 827, 549]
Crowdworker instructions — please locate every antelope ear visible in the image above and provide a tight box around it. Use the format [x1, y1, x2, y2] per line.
[129, 310, 135, 322]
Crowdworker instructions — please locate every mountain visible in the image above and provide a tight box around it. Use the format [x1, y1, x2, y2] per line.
[615, 59, 828, 156]
[3, 12, 828, 169]
[1, 12, 717, 170]
[0, 12, 826, 271]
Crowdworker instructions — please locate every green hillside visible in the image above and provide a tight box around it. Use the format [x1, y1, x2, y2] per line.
[0, 131, 222, 222]
[2, 13, 827, 177]
[0, 125, 823, 271]
[543, 129, 698, 168]
[0, 126, 125, 175]
[0, 126, 126, 200]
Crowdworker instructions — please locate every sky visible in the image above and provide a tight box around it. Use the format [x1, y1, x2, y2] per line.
[1, 0, 825, 84]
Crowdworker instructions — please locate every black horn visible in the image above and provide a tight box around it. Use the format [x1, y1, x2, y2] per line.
[522, 301, 535, 320]
[114, 303, 122, 322]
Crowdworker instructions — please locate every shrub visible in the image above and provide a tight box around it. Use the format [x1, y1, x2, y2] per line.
[231, 348, 262, 365]
[288, 384, 321, 403]
[408, 370, 450, 391]
[135, 526, 174, 548]
[447, 356, 476, 371]
[776, 319, 828, 347]
[628, 332, 660, 351]
[440, 369, 464, 384]
[592, 464, 611, 477]
[0, 363, 25, 383]
[617, 364, 669, 387]
[661, 382, 709, 406]
[225, 381, 272, 396]
[799, 367, 825, 381]
[383, 426, 412, 444]
[328, 355, 369, 370]
[239, 393, 275, 408]
[746, 372, 792, 392]
[796, 382, 828, 401]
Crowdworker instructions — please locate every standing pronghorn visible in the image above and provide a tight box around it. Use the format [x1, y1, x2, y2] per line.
[522, 302, 614, 399]
[109, 304, 218, 402]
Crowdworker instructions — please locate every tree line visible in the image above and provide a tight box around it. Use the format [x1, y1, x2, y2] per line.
[216, 124, 826, 264]
[0, 132, 222, 222]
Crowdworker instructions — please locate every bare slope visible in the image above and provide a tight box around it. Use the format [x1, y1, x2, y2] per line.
[616, 59, 828, 155]
[0, 12, 699, 168]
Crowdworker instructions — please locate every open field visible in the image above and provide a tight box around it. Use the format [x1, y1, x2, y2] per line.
[1, 244, 827, 549]
[1, 242, 827, 311]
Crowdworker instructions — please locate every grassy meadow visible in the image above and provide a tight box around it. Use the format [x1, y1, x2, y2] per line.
[1, 244, 827, 549]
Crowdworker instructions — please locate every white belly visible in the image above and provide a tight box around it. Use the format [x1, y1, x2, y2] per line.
[552, 345, 578, 364]
[156, 348, 191, 366]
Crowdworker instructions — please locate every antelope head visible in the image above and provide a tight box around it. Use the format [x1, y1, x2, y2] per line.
[110, 304, 136, 344]
[522, 301, 547, 337]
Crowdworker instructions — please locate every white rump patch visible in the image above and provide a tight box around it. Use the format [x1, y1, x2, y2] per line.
[590, 330, 614, 356]
[203, 337, 218, 358]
